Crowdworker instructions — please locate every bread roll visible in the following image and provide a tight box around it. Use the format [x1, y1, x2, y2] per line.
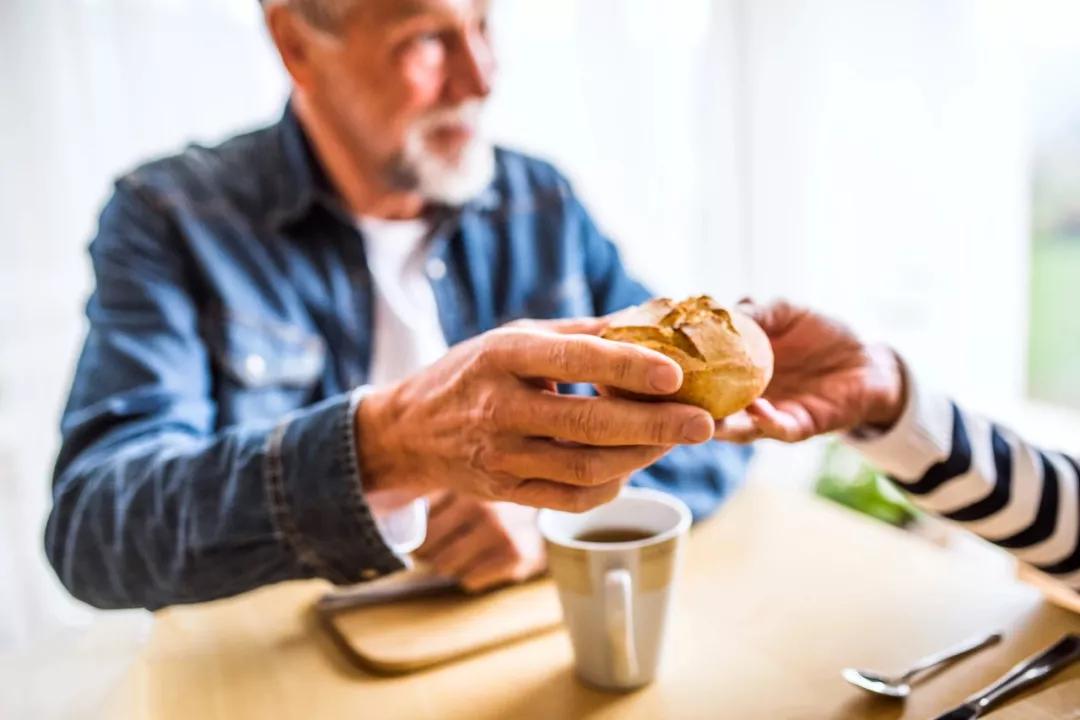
[601, 296, 773, 419]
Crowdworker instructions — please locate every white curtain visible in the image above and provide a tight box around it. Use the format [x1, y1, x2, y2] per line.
[489, 0, 748, 299]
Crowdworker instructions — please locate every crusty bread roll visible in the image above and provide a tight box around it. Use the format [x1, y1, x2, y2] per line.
[601, 295, 773, 419]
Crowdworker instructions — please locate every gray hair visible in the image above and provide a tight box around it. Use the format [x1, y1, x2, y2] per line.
[262, 0, 359, 31]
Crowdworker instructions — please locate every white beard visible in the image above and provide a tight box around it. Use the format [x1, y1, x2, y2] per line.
[393, 100, 495, 206]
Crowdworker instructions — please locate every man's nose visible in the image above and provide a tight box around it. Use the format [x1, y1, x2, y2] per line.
[445, 30, 495, 104]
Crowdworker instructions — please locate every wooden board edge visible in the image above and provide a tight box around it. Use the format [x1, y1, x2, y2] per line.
[313, 599, 564, 675]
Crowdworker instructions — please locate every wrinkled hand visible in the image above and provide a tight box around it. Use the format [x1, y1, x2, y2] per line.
[357, 318, 715, 512]
[415, 493, 545, 593]
[714, 301, 906, 443]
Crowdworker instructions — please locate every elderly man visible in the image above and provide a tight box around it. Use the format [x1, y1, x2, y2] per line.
[46, 0, 749, 609]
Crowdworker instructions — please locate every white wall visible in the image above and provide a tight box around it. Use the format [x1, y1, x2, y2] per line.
[742, 0, 1030, 413]
[0, 0, 291, 647]
[740, 0, 1080, 450]
[488, 0, 748, 299]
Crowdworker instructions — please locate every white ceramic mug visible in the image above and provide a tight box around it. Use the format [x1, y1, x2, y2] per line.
[538, 487, 692, 691]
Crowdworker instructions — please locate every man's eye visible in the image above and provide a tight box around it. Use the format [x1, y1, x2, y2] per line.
[414, 31, 443, 46]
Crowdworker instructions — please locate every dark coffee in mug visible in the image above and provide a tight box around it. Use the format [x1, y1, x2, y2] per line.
[574, 527, 655, 543]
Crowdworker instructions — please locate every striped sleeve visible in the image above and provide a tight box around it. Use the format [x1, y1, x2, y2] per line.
[845, 373, 1080, 592]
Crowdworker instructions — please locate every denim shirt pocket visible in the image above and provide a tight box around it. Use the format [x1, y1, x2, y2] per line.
[204, 312, 327, 425]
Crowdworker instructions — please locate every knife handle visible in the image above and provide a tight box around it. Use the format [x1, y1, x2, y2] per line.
[969, 634, 1080, 714]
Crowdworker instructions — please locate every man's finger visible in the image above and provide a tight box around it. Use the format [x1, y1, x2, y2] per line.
[426, 521, 497, 577]
[417, 495, 484, 557]
[489, 330, 683, 395]
[498, 439, 672, 487]
[460, 551, 531, 594]
[512, 392, 715, 447]
[506, 476, 625, 512]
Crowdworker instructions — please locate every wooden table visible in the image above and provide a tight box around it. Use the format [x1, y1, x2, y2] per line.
[104, 484, 1080, 719]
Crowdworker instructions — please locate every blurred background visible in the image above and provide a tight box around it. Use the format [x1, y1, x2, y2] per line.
[1, 0, 1079, 663]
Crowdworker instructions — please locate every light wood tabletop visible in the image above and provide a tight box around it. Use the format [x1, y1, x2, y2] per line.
[103, 483, 1080, 720]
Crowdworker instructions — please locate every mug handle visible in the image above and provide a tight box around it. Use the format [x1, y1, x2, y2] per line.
[604, 568, 639, 686]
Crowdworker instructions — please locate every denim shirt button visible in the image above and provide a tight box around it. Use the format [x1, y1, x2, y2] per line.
[243, 353, 267, 382]
[360, 568, 379, 580]
[425, 257, 447, 281]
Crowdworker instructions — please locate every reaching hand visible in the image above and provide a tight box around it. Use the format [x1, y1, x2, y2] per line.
[415, 493, 545, 593]
[713, 301, 906, 444]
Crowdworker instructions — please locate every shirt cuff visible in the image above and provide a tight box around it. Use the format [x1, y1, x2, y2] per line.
[843, 365, 955, 482]
[373, 499, 429, 561]
[263, 388, 406, 585]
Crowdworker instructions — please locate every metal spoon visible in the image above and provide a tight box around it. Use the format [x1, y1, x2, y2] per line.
[843, 630, 1003, 698]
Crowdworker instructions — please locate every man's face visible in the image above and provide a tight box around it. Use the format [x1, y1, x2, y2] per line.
[300, 0, 496, 205]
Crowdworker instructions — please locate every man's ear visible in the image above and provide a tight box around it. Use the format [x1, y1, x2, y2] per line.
[264, 3, 322, 92]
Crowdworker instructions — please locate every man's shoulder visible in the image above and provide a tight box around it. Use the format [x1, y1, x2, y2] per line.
[115, 121, 284, 217]
[491, 147, 578, 206]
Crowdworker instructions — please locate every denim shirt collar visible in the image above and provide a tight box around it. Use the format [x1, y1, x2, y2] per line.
[266, 100, 501, 230]
[266, 101, 339, 229]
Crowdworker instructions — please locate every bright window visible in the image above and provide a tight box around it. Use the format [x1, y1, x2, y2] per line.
[1027, 28, 1080, 411]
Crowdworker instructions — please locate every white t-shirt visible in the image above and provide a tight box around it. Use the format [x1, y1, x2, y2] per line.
[359, 216, 448, 556]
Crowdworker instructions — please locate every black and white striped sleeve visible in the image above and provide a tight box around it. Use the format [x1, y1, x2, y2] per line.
[846, 373, 1080, 592]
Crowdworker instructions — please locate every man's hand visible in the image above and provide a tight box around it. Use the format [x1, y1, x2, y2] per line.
[714, 301, 906, 443]
[415, 493, 545, 593]
[357, 319, 715, 512]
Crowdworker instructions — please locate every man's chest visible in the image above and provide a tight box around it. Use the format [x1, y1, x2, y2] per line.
[185, 215, 595, 429]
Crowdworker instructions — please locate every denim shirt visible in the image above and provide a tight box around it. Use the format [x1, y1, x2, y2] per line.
[46, 106, 751, 610]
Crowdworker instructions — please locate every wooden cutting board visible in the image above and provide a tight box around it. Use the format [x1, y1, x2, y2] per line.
[316, 572, 563, 674]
